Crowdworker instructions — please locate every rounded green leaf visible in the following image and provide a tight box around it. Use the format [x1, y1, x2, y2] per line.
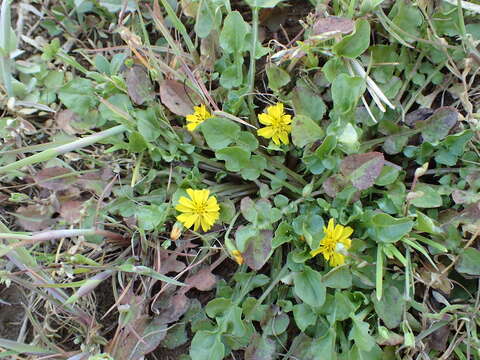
[201, 118, 241, 150]
[367, 213, 413, 243]
[293, 266, 326, 308]
[190, 330, 225, 360]
[333, 19, 371, 58]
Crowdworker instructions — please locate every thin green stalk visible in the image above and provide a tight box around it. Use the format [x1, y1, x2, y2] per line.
[263, 172, 303, 195]
[258, 151, 307, 185]
[0, 125, 127, 174]
[0, 0, 13, 97]
[247, 6, 260, 128]
[251, 263, 289, 309]
[158, 0, 198, 61]
[404, 61, 447, 114]
[376, 244, 383, 301]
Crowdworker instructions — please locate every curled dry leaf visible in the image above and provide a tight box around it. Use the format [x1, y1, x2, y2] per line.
[34, 167, 77, 191]
[159, 79, 197, 116]
[312, 16, 354, 36]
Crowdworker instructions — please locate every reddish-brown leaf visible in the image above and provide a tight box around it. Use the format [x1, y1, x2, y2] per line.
[56, 110, 82, 135]
[159, 79, 196, 116]
[159, 251, 186, 275]
[340, 152, 385, 190]
[126, 65, 155, 105]
[34, 167, 77, 191]
[60, 200, 84, 224]
[15, 205, 55, 231]
[185, 267, 216, 291]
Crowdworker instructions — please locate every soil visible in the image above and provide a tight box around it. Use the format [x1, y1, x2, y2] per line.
[0, 285, 26, 341]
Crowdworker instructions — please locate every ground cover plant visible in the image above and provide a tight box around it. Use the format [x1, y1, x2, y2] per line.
[0, 0, 480, 359]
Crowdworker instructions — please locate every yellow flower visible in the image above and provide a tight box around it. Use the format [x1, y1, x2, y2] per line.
[231, 250, 244, 265]
[257, 102, 292, 145]
[186, 104, 212, 131]
[175, 189, 220, 232]
[310, 218, 353, 267]
[170, 222, 182, 240]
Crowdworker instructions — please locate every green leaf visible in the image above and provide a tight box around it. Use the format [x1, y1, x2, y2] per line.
[99, 0, 136, 12]
[245, 0, 285, 8]
[417, 107, 458, 144]
[415, 211, 444, 235]
[242, 155, 267, 180]
[58, 79, 98, 116]
[201, 117, 241, 150]
[292, 83, 326, 122]
[349, 343, 383, 360]
[99, 94, 134, 123]
[0, 338, 54, 355]
[367, 213, 413, 243]
[293, 303, 317, 331]
[322, 57, 349, 83]
[195, 0, 220, 38]
[219, 63, 243, 88]
[331, 74, 366, 115]
[190, 330, 225, 360]
[206, 298, 246, 337]
[244, 333, 276, 360]
[372, 285, 404, 329]
[215, 146, 251, 172]
[349, 317, 376, 351]
[136, 204, 168, 231]
[374, 166, 400, 186]
[128, 132, 148, 153]
[273, 222, 295, 248]
[410, 183, 442, 208]
[266, 64, 290, 91]
[308, 329, 337, 359]
[236, 131, 259, 152]
[136, 108, 162, 141]
[323, 266, 352, 289]
[292, 115, 324, 148]
[456, 248, 480, 276]
[293, 266, 326, 308]
[220, 11, 249, 54]
[333, 19, 371, 58]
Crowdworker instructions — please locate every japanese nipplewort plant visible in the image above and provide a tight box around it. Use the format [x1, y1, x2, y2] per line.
[0, 0, 479, 359]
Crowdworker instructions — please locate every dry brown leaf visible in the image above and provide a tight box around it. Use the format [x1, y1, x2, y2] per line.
[126, 65, 155, 105]
[60, 200, 84, 224]
[34, 167, 77, 191]
[159, 79, 196, 116]
[185, 267, 217, 291]
[15, 205, 55, 231]
[159, 251, 186, 275]
[56, 110, 82, 135]
[312, 16, 354, 36]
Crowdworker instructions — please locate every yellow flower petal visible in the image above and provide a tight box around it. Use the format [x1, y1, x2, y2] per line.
[279, 131, 289, 145]
[258, 113, 274, 125]
[258, 126, 275, 139]
[267, 103, 284, 119]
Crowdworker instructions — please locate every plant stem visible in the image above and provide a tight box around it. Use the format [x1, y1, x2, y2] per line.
[0, 125, 127, 174]
[247, 6, 260, 128]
